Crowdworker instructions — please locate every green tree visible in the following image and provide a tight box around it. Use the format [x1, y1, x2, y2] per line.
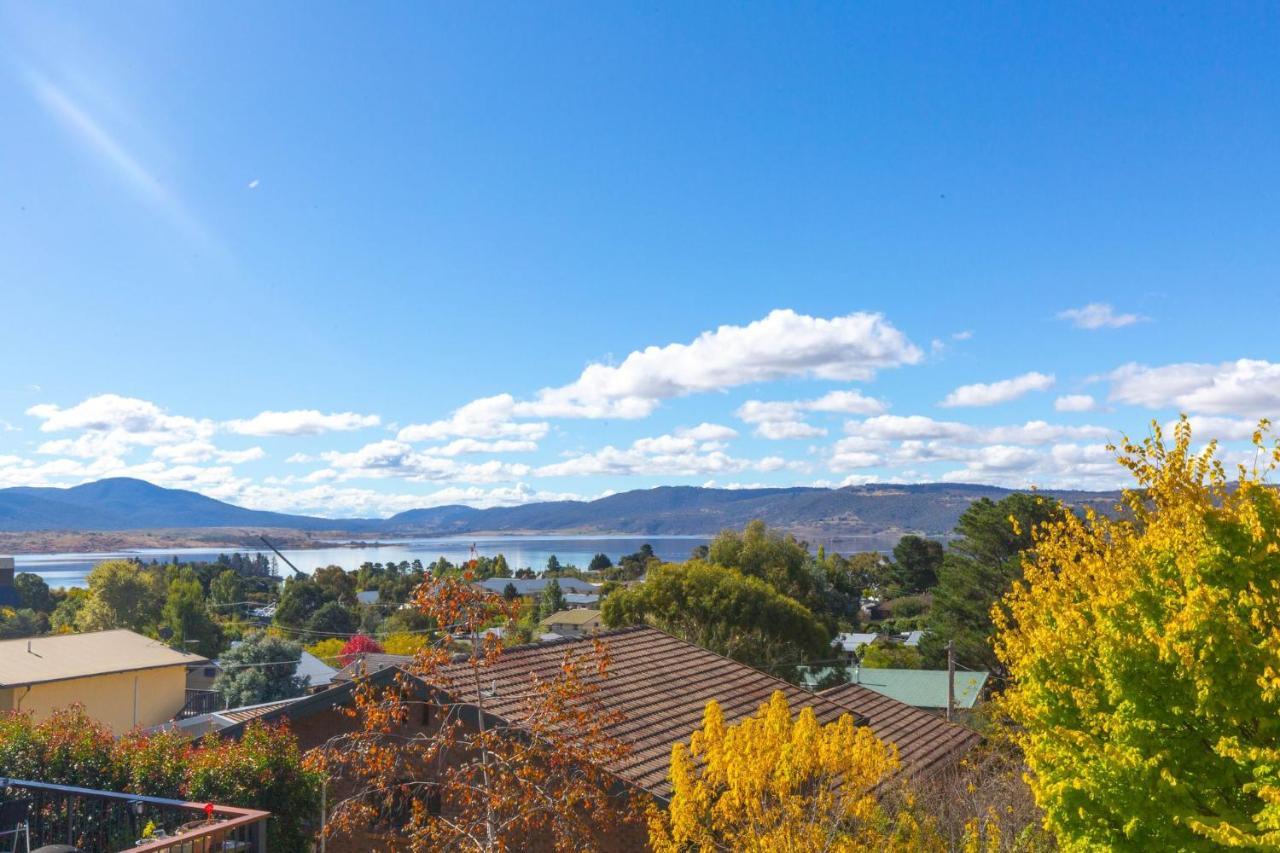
[274, 576, 331, 628]
[162, 568, 224, 658]
[208, 569, 245, 615]
[602, 560, 828, 670]
[0, 608, 42, 638]
[214, 632, 308, 708]
[921, 493, 1065, 672]
[997, 419, 1280, 849]
[588, 553, 613, 572]
[50, 587, 88, 632]
[492, 554, 511, 577]
[313, 565, 357, 606]
[858, 643, 923, 669]
[77, 560, 162, 632]
[890, 535, 944, 595]
[502, 582, 519, 601]
[540, 578, 565, 616]
[14, 573, 54, 614]
[306, 600, 359, 636]
[545, 554, 562, 574]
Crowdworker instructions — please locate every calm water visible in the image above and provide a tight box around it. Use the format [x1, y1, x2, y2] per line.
[13, 535, 712, 589]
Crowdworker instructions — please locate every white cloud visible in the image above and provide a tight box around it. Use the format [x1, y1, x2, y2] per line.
[1058, 303, 1146, 330]
[844, 415, 1112, 447]
[940, 372, 1055, 408]
[28, 394, 212, 437]
[515, 309, 920, 419]
[1108, 360, 1280, 416]
[952, 330, 974, 341]
[736, 388, 885, 439]
[1166, 415, 1262, 442]
[535, 432, 788, 478]
[150, 441, 265, 465]
[247, 179, 260, 189]
[397, 394, 548, 443]
[285, 453, 314, 464]
[319, 440, 530, 483]
[1054, 394, 1097, 412]
[756, 421, 828, 440]
[676, 423, 739, 442]
[225, 409, 381, 436]
[418, 438, 539, 457]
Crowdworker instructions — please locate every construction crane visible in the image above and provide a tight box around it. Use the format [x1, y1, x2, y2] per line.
[258, 534, 304, 577]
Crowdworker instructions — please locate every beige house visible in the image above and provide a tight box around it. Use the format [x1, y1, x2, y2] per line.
[0, 629, 206, 733]
[538, 608, 603, 637]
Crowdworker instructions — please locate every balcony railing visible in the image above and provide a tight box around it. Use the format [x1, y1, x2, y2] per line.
[0, 778, 268, 852]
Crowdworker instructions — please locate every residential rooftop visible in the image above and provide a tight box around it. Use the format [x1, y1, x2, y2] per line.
[0, 629, 206, 688]
[227, 626, 980, 798]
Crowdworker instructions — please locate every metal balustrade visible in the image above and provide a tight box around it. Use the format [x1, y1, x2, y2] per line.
[0, 778, 268, 852]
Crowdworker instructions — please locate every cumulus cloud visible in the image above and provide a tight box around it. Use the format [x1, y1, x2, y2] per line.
[844, 414, 1111, 445]
[676, 423, 739, 442]
[225, 409, 381, 436]
[319, 440, 530, 483]
[397, 395, 548, 443]
[1058, 303, 1146, 330]
[1108, 360, 1280, 416]
[514, 310, 920, 419]
[736, 388, 886, 439]
[534, 432, 791, 478]
[28, 394, 213, 438]
[939, 372, 1055, 408]
[1054, 394, 1097, 412]
[151, 441, 265, 465]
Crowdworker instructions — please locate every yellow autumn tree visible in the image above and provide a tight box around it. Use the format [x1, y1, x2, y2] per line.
[649, 690, 920, 852]
[995, 417, 1280, 849]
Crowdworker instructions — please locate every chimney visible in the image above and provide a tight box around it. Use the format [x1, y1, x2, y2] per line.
[0, 557, 18, 608]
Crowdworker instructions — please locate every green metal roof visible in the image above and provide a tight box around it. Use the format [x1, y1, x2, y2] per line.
[851, 668, 987, 709]
[798, 666, 988, 709]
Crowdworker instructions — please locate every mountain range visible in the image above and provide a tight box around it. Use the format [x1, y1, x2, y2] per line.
[0, 477, 1122, 538]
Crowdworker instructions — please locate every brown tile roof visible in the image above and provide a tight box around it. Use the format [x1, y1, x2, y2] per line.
[215, 697, 305, 724]
[227, 626, 978, 799]
[435, 626, 871, 799]
[817, 680, 981, 777]
[330, 653, 413, 684]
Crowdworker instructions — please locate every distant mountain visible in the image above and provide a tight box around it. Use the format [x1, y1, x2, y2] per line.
[0, 478, 371, 532]
[0, 476, 1121, 538]
[383, 483, 1120, 537]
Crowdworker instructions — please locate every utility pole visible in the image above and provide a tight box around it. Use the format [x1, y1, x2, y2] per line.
[946, 639, 956, 722]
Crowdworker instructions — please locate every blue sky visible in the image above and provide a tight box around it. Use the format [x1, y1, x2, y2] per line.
[1, 3, 1277, 516]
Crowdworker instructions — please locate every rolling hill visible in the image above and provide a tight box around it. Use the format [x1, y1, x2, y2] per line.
[0, 477, 1121, 538]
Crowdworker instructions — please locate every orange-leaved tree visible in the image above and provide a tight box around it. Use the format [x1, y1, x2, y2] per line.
[314, 569, 643, 851]
[995, 417, 1280, 849]
[649, 690, 928, 852]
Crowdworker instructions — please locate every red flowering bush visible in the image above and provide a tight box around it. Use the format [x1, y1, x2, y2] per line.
[337, 633, 383, 666]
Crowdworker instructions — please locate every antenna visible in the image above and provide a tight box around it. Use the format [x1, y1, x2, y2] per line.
[259, 535, 304, 577]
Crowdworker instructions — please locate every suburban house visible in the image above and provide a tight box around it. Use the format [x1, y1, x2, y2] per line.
[218, 626, 980, 851]
[0, 629, 207, 732]
[477, 576, 598, 599]
[538, 608, 603, 637]
[831, 631, 882, 660]
[187, 649, 337, 696]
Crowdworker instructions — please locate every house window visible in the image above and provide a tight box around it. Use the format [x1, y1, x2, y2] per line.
[203, 667, 217, 678]
[420, 702, 432, 727]
[427, 785, 442, 817]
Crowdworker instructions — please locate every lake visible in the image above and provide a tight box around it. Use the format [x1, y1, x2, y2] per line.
[13, 535, 712, 589]
[13, 532, 909, 589]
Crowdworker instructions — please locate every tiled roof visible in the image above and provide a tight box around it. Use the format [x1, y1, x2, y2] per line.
[330, 653, 413, 684]
[215, 697, 304, 724]
[226, 627, 979, 799]
[818, 680, 981, 775]
[433, 626, 871, 800]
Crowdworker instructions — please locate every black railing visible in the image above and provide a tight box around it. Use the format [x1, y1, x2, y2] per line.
[176, 689, 224, 720]
[0, 778, 268, 852]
